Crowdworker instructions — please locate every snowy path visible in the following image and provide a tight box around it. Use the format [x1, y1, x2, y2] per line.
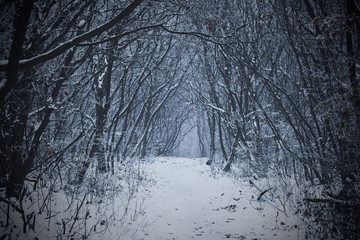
[131, 157, 302, 240]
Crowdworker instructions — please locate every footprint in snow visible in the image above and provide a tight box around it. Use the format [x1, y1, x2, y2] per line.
[222, 204, 237, 212]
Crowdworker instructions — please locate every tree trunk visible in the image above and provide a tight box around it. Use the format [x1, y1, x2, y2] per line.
[206, 110, 216, 165]
[223, 125, 241, 172]
[0, 0, 35, 101]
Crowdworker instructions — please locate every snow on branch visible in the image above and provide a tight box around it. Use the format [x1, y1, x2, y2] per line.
[207, 103, 226, 113]
[0, 0, 145, 72]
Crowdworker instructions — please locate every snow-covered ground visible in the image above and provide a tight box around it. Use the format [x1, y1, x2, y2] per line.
[123, 157, 304, 240]
[1, 157, 305, 240]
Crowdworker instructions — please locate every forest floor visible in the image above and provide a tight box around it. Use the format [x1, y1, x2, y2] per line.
[4, 157, 305, 240]
[123, 157, 304, 240]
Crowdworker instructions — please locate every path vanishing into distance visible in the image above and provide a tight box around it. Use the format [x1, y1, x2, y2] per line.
[123, 157, 303, 240]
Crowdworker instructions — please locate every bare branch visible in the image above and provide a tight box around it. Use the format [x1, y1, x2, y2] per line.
[0, 0, 145, 72]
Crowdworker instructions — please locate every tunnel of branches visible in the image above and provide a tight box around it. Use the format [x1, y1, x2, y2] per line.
[0, 1, 359, 239]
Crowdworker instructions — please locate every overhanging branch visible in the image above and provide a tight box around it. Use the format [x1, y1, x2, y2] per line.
[0, 0, 145, 72]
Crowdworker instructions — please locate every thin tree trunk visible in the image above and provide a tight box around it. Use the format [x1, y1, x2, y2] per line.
[206, 110, 216, 165]
[223, 125, 241, 172]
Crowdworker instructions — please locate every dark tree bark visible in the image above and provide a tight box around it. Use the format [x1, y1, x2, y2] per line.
[223, 123, 241, 172]
[206, 109, 216, 165]
[0, 0, 35, 101]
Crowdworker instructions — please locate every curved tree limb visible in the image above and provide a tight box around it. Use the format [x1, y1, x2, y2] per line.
[0, 0, 145, 100]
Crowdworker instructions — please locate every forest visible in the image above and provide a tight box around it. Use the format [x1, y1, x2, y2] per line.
[0, 0, 359, 239]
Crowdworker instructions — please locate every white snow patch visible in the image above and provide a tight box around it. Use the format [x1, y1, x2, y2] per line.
[126, 157, 304, 240]
[1, 157, 304, 240]
[77, 19, 86, 28]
